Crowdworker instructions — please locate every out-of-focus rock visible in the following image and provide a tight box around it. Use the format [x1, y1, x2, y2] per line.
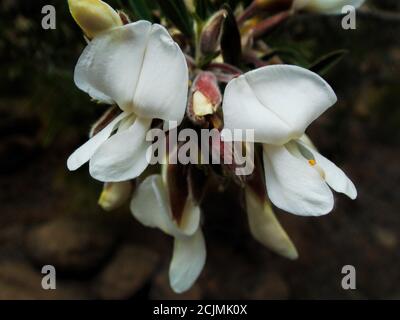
[0, 260, 92, 299]
[242, 272, 290, 299]
[149, 266, 203, 300]
[25, 218, 116, 275]
[0, 136, 38, 174]
[373, 226, 398, 250]
[0, 225, 25, 251]
[94, 245, 159, 299]
[202, 242, 291, 299]
[0, 106, 41, 174]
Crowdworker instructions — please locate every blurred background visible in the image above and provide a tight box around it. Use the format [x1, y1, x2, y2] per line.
[0, 0, 399, 299]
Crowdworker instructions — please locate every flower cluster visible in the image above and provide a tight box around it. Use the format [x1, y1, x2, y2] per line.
[67, 0, 362, 293]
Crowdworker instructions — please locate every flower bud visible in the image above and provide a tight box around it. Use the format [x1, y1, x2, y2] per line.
[199, 9, 227, 55]
[68, 0, 122, 39]
[187, 72, 222, 125]
[98, 181, 132, 211]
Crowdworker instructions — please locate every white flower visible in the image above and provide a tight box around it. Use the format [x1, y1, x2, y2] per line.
[130, 174, 206, 293]
[222, 64, 357, 216]
[67, 20, 188, 182]
[292, 0, 366, 14]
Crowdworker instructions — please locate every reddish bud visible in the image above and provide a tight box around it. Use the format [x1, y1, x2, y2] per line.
[199, 9, 228, 55]
[187, 72, 222, 125]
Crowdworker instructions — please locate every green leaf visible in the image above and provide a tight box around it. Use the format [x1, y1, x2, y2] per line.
[157, 0, 194, 37]
[195, 0, 212, 20]
[309, 50, 348, 75]
[128, 0, 153, 21]
[220, 4, 241, 66]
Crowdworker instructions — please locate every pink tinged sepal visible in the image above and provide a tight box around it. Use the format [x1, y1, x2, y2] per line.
[187, 72, 222, 126]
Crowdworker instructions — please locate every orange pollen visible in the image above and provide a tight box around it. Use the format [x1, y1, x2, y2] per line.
[308, 159, 316, 166]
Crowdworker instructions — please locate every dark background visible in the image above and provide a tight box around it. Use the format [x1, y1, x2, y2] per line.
[0, 0, 399, 299]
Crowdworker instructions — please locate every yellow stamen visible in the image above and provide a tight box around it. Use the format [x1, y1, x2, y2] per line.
[308, 159, 316, 166]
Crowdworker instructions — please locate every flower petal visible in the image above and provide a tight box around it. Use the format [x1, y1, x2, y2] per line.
[74, 21, 152, 110]
[297, 140, 357, 199]
[169, 229, 206, 293]
[130, 174, 201, 237]
[132, 24, 189, 123]
[89, 117, 152, 182]
[245, 187, 298, 260]
[67, 112, 128, 171]
[130, 174, 176, 235]
[222, 65, 337, 145]
[179, 197, 201, 236]
[263, 144, 334, 216]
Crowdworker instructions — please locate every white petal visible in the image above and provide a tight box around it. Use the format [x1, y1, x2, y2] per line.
[130, 174, 201, 237]
[245, 187, 298, 260]
[132, 24, 189, 123]
[89, 117, 152, 182]
[298, 133, 317, 150]
[169, 229, 206, 293]
[74, 21, 152, 110]
[263, 144, 334, 216]
[179, 197, 201, 236]
[294, 0, 365, 14]
[222, 65, 336, 145]
[296, 140, 357, 199]
[67, 112, 128, 171]
[130, 174, 176, 235]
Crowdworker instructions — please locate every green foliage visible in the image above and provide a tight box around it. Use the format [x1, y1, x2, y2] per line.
[156, 0, 194, 37]
[309, 50, 348, 76]
[127, 0, 154, 21]
[194, 0, 217, 20]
